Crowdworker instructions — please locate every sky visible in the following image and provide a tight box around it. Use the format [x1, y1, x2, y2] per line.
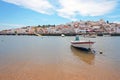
[0, 0, 120, 30]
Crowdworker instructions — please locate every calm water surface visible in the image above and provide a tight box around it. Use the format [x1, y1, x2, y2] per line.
[0, 36, 120, 80]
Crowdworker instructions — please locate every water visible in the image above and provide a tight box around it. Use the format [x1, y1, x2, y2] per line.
[0, 36, 120, 80]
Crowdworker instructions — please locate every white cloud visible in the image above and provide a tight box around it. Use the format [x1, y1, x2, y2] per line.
[57, 0, 117, 20]
[2, 0, 117, 21]
[2, 0, 54, 14]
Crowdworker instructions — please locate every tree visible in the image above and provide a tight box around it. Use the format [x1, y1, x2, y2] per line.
[53, 24, 55, 27]
[14, 31, 17, 34]
[38, 25, 41, 27]
[34, 27, 37, 33]
[107, 20, 109, 24]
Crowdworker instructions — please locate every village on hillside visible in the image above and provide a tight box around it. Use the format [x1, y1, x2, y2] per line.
[0, 19, 120, 36]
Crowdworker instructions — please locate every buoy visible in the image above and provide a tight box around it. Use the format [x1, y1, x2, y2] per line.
[100, 51, 103, 54]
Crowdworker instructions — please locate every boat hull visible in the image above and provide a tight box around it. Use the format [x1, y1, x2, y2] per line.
[71, 41, 94, 51]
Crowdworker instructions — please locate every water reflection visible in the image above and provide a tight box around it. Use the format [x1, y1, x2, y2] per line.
[71, 46, 95, 65]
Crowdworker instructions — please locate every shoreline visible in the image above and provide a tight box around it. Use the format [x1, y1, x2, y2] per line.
[0, 33, 120, 36]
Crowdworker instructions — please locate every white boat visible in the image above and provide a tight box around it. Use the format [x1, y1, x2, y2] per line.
[61, 34, 65, 37]
[71, 36, 95, 51]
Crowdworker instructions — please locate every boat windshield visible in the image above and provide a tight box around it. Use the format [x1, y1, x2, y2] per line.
[75, 35, 80, 41]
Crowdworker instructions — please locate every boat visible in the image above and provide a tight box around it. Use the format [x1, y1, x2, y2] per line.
[61, 34, 65, 37]
[71, 35, 95, 51]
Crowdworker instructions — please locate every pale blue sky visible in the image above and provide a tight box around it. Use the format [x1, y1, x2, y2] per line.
[0, 0, 120, 30]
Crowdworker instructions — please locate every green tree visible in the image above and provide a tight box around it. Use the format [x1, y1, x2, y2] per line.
[14, 31, 17, 34]
[106, 20, 109, 24]
[34, 27, 37, 33]
[38, 25, 41, 27]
